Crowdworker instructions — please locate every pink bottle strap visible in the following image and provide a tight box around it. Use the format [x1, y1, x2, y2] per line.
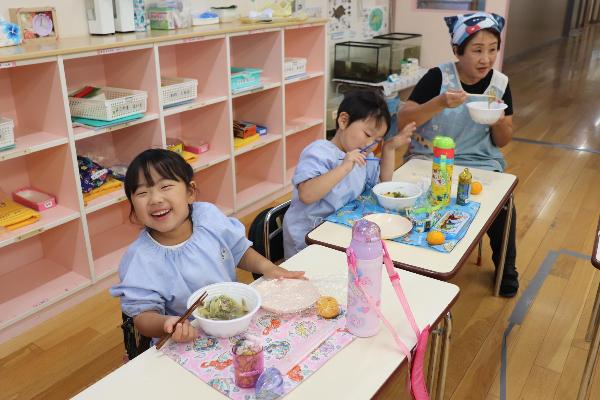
[381, 242, 422, 339]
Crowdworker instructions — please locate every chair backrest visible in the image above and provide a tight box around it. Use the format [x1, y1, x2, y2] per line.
[121, 313, 152, 361]
[248, 200, 291, 279]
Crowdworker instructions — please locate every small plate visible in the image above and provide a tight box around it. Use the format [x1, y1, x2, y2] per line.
[254, 279, 321, 314]
[363, 213, 413, 239]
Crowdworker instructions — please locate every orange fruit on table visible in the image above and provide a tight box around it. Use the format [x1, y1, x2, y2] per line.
[427, 230, 446, 245]
[471, 181, 483, 195]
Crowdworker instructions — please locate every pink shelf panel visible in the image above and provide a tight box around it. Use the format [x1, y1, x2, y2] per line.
[285, 123, 324, 183]
[75, 119, 162, 169]
[0, 132, 68, 162]
[165, 100, 231, 160]
[0, 61, 70, 147]
[230, 30, 282, 84]
[234, 133, 281, 157]
[233, 86, 283, 142]
[189, 151, 230, 173]
[231, 80, 281, 99]
[285, 117, 324, 137]
[85, 188, 127, 215]
[284, 71, 324, 84]
[0, 219, 91, 328]
[235, 140, 283, 209]
[63, 47, 160, 114]
[73, 113, 160, 141]
[159, 37, 228, 103]
[284, 25, 326, 73]
[0, 205, 80, 249]
[0, 144, 81, 211]
[162, 95, 228, 117]
[87, 202, 142, 279]
[285, 76, 324, 131]
[193, 160, 234, 214]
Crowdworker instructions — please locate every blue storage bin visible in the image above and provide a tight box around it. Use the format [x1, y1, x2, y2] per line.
[231, 67, 263, 94]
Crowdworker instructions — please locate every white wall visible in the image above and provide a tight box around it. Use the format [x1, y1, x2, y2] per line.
[503, 0, 570, 59]
[393, 0, 510, 69]
[0, 0, 326, 38]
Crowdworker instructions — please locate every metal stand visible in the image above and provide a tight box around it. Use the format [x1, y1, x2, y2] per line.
[494, 195, 514, 296]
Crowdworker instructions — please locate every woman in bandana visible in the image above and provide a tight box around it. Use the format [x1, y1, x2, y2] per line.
[398, 12, 519, 297]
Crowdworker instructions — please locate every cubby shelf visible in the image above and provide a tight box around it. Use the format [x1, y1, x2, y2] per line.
[73, 114, 160, 141]
[0, 205, 80, 249]
[162, 95, 228, 117]
[0, 21, 326, 340]
[284, 71, 324, 84]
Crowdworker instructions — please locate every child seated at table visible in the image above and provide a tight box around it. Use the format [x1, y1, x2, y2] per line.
[110, 149, 304, 344]
[282, 90, 416, 259]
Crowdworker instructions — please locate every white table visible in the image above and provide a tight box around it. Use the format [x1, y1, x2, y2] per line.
[578, 216, 600, 400]
[74, 245, 459, 400]
[307, 159, 518, 295]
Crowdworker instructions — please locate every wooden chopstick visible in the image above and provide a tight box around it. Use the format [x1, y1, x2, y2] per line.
[155, 291, 208, 350]
[466, 93, 496, 99]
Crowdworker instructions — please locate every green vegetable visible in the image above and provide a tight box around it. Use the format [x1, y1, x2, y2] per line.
[196, 295, 248, 320]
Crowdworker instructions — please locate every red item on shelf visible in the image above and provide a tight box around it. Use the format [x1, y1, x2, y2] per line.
[12, 187, 57, 211]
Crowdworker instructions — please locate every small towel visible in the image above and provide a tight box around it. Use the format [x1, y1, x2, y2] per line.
[0, 197, 40, 231]
[83, 178, 123, 205]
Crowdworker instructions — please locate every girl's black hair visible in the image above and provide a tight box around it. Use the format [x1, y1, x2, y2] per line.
[335, 90, 391, 133]
[455, 28, 501, 56]
[124, 148, 194, 222]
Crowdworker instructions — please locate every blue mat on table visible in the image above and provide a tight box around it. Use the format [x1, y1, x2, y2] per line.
[324, 191, 480, 253]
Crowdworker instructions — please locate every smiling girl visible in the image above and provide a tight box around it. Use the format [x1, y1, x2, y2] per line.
[110, 149, 304, 344]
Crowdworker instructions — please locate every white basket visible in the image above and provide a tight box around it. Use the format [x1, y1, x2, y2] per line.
[0, 117, 15, 150]
[160, 77, 198, 107]
[68, 87, 148, 121]
[284, 57, 307, 79]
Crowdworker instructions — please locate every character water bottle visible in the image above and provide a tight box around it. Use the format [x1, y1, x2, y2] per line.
[346, 219, 384, 337]
[429, 136, 455, 207]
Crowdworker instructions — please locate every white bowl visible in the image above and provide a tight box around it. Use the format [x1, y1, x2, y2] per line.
[372, 181, 422, 211]
[362, 213, 413, 239]
[187, 282, 261, 338]
[466, 101, 508, 125]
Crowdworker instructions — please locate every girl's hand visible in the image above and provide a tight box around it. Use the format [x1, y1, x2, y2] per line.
[342, 149, 366, 170]
[438, 89, 466, 108]
[263, 265, 306, 280]
[383, 121, 416, 151]
[163, 317, 197, 343]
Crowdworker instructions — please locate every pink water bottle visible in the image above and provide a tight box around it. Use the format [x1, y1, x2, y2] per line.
[346, 219, 384, 337]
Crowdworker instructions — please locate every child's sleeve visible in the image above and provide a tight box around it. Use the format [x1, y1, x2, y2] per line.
[109, 247, 166, 317]
[221, 215, 252, 266]
[366, 155, 381, 188]
[292, 142, 335, 186]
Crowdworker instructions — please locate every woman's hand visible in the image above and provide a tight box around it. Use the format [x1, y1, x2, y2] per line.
[382, 121, 416, 152]
[437, 89, 467, 108]
[163, 317, 197, 343]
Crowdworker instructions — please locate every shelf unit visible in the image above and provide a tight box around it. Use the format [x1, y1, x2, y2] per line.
[0, 20, 326, 341]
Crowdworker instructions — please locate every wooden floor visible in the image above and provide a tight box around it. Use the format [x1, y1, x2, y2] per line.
[2, 25, 600, 400]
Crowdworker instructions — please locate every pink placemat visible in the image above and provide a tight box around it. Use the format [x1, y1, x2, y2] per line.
[161, 308, 355, 399]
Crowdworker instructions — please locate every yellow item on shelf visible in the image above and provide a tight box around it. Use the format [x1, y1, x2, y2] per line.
[0, 197, 41, 231]
[83, 178, 123, 205]
[181, 150, 198, 164]
[234, 134, 260, 149]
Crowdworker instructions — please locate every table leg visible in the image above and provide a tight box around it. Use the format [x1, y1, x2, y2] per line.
[578, 284, 600, 400]
[494, 195, 514, 296]
[435, 312, 453, 400]
[585, 284, 600, 342]
[427, 322, 442, 394]
[477, 239, 483, 266]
